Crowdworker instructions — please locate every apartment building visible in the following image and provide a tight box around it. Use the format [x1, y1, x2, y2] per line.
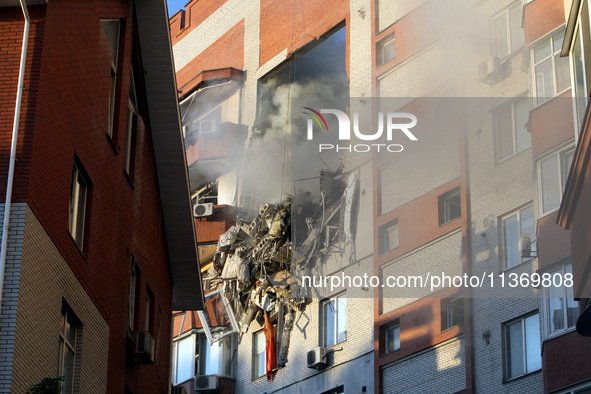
[170, 0, 591, 393]
[0, 0, 202, 393]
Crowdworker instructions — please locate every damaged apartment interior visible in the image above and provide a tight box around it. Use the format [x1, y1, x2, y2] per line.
[171, 26, 354, 390]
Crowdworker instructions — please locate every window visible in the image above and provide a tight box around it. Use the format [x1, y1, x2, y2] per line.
[544, 264, 579, 337]
[172, 333, 233, 385]
[124, 68, 138, 180]
[173, 334, 195, 385]
[144, 287, 154, 333]
[322, 386, 344, 394]
[383, 320, 400, 354]
[442, 297, 464, 330]
[68, 161, 89, 250]
[379, 219, 399, 254]
[533, 31, 571, 105]
[322, 293, 347, 347]
[556, 382, 591, 394]
[199, 335, 232, 376]
[377, 33, 395, 66]
[504, 313, 541, 380]
[493, 3, 523, 59]
[439, 187, 461, 225]
[101, 20, 121, 137]
[502, 205, 536, 269]
[494, 98, 530, 161]
[58, 305, 79, 394]
[571, 1, 591, 135]
[253, 330, 266, 378]
[538, 147, 574, 214]
[128, 263, 140, 330]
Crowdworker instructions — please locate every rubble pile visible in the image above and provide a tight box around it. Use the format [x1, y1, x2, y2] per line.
[201, 168, 357, 380]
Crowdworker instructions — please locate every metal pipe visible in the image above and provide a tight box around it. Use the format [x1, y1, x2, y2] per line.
[0, 0, 30, 307]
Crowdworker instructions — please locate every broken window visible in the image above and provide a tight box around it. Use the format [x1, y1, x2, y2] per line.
[197, 290, 239, 345]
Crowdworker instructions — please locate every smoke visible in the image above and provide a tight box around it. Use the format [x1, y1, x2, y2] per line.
[240, 26, 349, 213]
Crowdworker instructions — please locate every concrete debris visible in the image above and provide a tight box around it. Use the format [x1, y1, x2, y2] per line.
[202, 167, 357, 376]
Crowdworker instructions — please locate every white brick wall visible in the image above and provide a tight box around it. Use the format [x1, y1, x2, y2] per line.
[382, 337, 466, 394]
[0, 203, 25, 393]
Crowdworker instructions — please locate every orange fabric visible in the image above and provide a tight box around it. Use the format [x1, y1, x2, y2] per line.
[263, 311, 276, 381]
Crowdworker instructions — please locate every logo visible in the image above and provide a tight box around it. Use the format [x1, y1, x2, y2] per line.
[304, 108, 418, 153]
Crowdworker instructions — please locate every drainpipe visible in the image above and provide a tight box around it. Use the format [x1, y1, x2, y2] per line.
[0, 0, 30, 307]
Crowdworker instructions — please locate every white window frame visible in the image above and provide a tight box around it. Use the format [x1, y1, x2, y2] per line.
[542, 264, 579, 339]
[172, 333, 196, 385]
[531, 28, 571, 106]
[536, 144, 575, 216]
[197, 290, 239, 346]
[380, 220, 399, 254]
[321, 293, 347, 347]
[253, 330, 266, 379]
[569, 1, 591, 141]
[384, 321, 400, 354]
[58, 307, 78, 394]
[504, 312, 542, 381]
[442, 188, 461, 224]
[68, 163, 88, 250]
[501, 204, 536, 270]
[377, 33, 396, 66]
[444, 297, 464, 330]
[493, 2, 524, 59]
[494, 97, 531, 162]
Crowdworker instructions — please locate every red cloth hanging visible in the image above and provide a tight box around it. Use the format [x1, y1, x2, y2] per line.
[263, 311, 277, 381]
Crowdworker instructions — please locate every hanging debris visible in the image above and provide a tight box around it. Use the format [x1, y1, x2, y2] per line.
[199, 167, 358, 378]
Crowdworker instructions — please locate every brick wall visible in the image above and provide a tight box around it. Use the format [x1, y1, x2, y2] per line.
[0, 203, 26, 392]
[10, 205, 110, 393]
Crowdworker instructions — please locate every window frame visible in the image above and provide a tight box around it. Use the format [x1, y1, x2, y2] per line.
[536, 144, 575, 216]
[253, 330, 266, 379]
[172, 333, 197, 385]
[379, 219, 399, 254]
[377, 32, 396, 67]
[101, 19, 121, 139]
[493, 2, 524, 59]
[124, 68, 138, 181]
[383, 320, 400, 355]
[321, 293, 347, 348]
[531, 28, 571, 106]
[494, 97, 531, 163]
[569, 1, 591, 140]
[68, 161, 90, 251]
[58, 304, 80, 394]
[439, 187, 461, 225]
[501, 204, 536, 270]
[503, 312, 542, 381]
[441, 296, 464, 330]
[542, 263, 579, 339]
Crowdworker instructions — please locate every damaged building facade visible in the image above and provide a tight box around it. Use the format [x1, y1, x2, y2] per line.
[169, 0, 591, 393]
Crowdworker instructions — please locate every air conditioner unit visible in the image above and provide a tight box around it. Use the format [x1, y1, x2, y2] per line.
[135, 331, 155, 364]
[307, 347, 328, 370]
[194, 203, 214, 218]
[194, 375, 218, 391]
[478, 56, 500, 84]
[172, 386, 187, 394]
